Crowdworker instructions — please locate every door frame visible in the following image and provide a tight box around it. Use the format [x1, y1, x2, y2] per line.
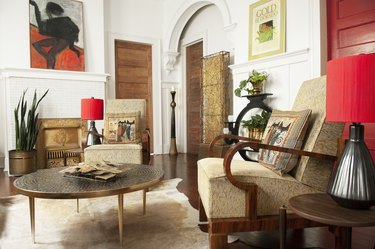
[181, 30, 208, 153]
[108, 33, 162, 154]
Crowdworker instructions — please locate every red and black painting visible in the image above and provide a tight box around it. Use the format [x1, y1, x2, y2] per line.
[29, 0, 85, 71]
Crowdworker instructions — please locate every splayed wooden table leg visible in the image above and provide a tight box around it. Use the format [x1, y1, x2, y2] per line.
[143, 189, 147, 215]
[118, 194, 124, 246]
[29, 197, 35, 244]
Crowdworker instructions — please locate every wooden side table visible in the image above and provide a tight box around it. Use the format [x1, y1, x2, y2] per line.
[287, 193, 375, 249]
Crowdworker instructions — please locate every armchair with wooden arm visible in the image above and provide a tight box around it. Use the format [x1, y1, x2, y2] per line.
[197, 76, 345, 249]
[84, 99, 151, 165]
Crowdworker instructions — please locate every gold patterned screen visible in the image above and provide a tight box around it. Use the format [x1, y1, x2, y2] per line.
[36, 118, 87, 169]
[201, 51, 230, 144]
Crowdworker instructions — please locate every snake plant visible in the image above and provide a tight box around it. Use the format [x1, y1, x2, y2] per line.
[14, 89, 48, 151]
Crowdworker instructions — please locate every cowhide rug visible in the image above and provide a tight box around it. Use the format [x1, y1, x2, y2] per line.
[0, 178, 208, 249]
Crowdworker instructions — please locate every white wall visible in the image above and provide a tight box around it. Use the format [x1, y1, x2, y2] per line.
[180, 5, 232, 55]
[0, 0, 326, 157]
[104, 0, 164, 40]
[226, 0, 326, 136]
[228, 0, 325, 113]
[0, 1, 30, 69]
[0, 0, 107, 170]
[157, 0, 326, 153]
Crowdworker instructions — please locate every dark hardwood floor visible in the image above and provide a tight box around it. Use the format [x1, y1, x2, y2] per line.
[1, 154, 374, 249]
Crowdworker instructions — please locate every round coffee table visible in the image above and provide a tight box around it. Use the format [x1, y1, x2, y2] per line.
[13, 164, 164, 246]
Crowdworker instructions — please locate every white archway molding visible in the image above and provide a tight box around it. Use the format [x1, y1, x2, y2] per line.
[164, 0, 234, 73]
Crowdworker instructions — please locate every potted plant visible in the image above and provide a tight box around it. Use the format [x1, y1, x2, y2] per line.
[234, 69, 269, 97]
[9, 89, 48, 175]
[241, 110, 271, 140]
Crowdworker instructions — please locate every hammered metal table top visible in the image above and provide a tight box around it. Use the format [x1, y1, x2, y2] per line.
[13, 164, 164, 199]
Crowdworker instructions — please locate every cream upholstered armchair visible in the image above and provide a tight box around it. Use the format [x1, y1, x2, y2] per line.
[84, 99, 150, 165]
[197, 76, 345, 249]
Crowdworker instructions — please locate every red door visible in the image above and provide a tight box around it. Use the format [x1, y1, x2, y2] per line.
[327, 0, 375, 158]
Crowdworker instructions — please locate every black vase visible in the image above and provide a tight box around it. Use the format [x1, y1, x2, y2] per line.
[327, 123, 375, 209]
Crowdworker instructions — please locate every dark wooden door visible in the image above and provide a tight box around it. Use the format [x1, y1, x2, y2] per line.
[186, 41, 203, 154]
[115, 40, 153, 151]
[327, 0, 375, 158]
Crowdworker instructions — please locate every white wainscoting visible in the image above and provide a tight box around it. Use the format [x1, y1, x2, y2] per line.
[230, 49, 313, 131]
[0, 68, 108, 171]
[228, 48, 315, 160]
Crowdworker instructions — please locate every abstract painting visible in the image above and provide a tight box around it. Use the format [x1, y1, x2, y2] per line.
[29, 0, 85, 71]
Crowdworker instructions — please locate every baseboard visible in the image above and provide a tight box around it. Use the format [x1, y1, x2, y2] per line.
[0, 153, 4, 168]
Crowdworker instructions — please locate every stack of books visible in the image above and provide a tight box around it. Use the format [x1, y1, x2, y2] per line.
[60, 161, 129, 181]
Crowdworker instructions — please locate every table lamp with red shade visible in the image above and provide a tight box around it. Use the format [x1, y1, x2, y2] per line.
[326, 53, 375, 209]
[81, 97, 104, 146]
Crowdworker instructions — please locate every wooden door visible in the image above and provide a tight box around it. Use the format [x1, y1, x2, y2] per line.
[115, 40, 153, 151]
[327, 0, 375, 158]
[327, 0, 375, 60]
[186, 41, 203, 154]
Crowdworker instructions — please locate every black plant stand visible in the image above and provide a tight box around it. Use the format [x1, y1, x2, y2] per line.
[226, 93, 273, 160]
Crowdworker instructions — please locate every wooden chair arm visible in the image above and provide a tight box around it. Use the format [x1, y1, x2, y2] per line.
[222, 140, 338, 191]
[142, 128, 151, 164]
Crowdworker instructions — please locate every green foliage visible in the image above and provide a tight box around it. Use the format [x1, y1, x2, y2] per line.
[14, 89, 49, 151]
[234, 70, 269, 97]
[248, 69, 269, 84]
[241, 110, 271, 131]
[256, 27, 274, 43]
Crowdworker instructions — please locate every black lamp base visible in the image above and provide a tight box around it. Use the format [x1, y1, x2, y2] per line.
[327, 123, 375, 210]
[86, 121, 102, 146]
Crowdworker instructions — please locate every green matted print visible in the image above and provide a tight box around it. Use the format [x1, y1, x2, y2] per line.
[248, 0, 285, 60]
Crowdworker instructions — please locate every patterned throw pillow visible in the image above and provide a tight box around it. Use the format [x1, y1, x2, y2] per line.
[104, 111, 141, 144]
[258, 109, 311, 175]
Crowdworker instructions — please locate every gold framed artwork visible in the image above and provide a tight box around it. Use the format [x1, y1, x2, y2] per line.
[105, 113, 139, 144]
[248, 0, 286, 60]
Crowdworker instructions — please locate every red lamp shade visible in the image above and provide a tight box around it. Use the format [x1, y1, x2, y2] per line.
[81, 98, 104, 120]
[326, 53, 375, 123]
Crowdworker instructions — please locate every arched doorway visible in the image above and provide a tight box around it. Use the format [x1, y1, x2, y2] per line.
[163, 0, 234, 153]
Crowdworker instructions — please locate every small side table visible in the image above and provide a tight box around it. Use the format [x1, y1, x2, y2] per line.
[288, 193, 375, 249]
[63, 148, 84, 166]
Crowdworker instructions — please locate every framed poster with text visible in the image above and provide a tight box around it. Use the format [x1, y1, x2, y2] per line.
[248, 0, 285, 60]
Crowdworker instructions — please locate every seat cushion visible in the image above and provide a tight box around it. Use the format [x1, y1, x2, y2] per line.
[258, 109, 311, 175]
[84, 144, 142, 164]
[290, 76, 344, 191]
[198, 157, 320, 218]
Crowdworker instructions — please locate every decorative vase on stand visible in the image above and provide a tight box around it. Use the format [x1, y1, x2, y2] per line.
[248, 128, 263, 140]
[251, 81, 263, 95]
